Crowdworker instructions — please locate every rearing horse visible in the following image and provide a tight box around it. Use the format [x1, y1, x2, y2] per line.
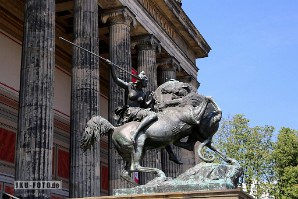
[81, 94, 230, 185]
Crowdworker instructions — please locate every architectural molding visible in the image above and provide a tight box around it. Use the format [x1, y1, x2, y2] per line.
[101, 7, 136, 27]
[132, 34, 161, 52]
[119, 0, 198, 78]
[177, 75, 200, 89]
[157, 57, 180, 71]
[138, 0, 175, 39]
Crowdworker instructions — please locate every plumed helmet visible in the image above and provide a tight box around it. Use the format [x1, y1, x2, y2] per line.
[138, 71, 148, 81]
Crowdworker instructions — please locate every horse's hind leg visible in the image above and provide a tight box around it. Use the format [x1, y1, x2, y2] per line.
[130, 135, 166, 178]
[120, 161, 138, 186]
[134, 165, 166, 178]
[120, 170, 138, 186]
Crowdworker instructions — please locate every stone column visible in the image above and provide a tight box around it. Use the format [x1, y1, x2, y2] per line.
[157, 57, 182, 178]
[157, 57, 180, 85]
[132, 35, 160, 91]
[132, 35, 161, 184]
[102, 7, 135, 191]
[15, 1, 55, 199]
[70, 0, 100, 197]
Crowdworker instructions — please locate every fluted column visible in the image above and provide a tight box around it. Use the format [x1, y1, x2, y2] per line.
[132, 35, 161, 184]
[157, 57, 180, 85]
[15, 1, 55, 199]
[102, 7, 135, 191]
[157, 57, 182, 178]
[70, 0, 100, 197]
[132, 35, 160, 91]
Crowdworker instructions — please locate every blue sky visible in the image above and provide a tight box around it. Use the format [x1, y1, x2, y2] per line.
[182, 1, 298, 132]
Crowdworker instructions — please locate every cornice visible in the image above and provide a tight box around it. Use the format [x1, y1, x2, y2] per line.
[138, 0, 176, 40]
[163, 0, 211, 57]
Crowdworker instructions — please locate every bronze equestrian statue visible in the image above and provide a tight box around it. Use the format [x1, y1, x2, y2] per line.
[109, 64, 182, 164]
[81, 80, 231, 186]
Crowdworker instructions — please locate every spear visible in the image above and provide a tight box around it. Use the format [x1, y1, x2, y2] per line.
[59, 37, 141, 80]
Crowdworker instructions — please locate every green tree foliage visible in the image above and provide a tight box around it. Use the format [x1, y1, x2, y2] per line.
[272, 127, 298, 198]
[213, 114, 275, 197]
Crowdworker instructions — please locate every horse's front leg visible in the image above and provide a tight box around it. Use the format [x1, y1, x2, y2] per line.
[198, 136, 232, 164]
[206, 142, 232, 164]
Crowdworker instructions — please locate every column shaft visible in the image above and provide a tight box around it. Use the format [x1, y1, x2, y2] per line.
[70, 0, 100, 197]
[134, 36, 161, 184]
[15, 1, 55, 198]
[157, 58, 182, 179]
[106, 11, 133, 191]
[109, 20, 131, 115]
[138, 47, 157, 91]
[157, 57, 179, 85]
[159, 69, 176, 83]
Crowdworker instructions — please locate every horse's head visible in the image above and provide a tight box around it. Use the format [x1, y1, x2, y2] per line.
[190, 98, 222, 143]
[201, 106, 222, 135]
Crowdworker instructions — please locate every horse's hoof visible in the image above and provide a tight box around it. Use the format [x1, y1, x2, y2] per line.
[157, 171, 166, 178]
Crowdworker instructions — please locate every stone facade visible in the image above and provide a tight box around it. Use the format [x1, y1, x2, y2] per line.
[0, 0, 211, 198]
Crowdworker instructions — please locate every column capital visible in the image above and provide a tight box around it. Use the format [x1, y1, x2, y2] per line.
[177, 75, 200, 89]
[157, 57, 180, 71]
[101, 7, 136, 27]
[132, 34, 161, 52]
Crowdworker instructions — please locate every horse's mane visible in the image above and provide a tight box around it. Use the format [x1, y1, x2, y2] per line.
[178, 93, 204, 107]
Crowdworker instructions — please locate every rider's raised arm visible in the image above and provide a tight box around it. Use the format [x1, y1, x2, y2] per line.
[109, 62, 129, 89]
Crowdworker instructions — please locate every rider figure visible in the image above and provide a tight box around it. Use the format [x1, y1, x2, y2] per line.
[110, 64, 157, 139]
[109, 64, 182, 164]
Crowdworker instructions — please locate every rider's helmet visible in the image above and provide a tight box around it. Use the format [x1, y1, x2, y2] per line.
[136, 71, 148, 87]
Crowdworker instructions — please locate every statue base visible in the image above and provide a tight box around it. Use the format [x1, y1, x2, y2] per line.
[114, 161, 243, 196]
[95, 189, 253, 199]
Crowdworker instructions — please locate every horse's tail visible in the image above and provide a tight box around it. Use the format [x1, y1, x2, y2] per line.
[81, 116, 115, 152]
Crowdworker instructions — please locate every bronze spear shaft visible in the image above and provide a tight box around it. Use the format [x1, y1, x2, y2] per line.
[59, 37, 141, 80]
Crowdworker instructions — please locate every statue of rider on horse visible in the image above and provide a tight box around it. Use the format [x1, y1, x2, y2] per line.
[81, 66, 233, 185]
[59, 37, 237, 187]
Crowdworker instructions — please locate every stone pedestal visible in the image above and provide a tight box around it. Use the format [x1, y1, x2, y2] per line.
[74, 189, 253, 199]
[113, 161, 243, 196]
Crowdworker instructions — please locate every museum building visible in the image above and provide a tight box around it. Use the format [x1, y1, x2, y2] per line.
[0, 0, 210, 198]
